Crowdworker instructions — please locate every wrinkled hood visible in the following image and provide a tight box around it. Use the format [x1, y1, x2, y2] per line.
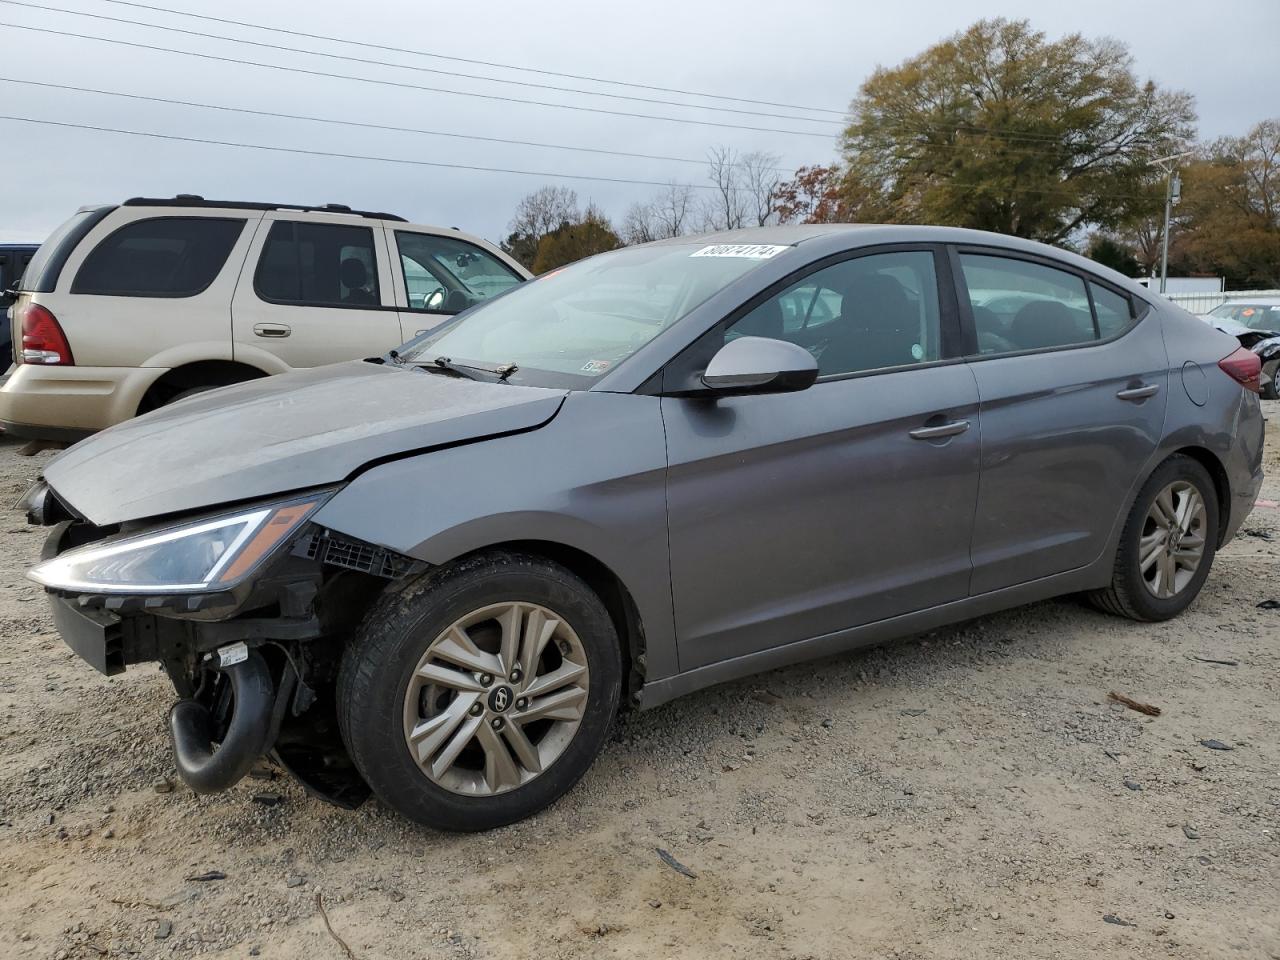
[43, 361, 567, 524]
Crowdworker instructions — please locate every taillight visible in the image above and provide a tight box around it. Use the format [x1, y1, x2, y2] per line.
[1218, 346, 1261, 393]
[19, 303, 74, 366]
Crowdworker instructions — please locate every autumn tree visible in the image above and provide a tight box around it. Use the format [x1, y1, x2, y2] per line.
[1170, 119, 1280, 287]
[502, 186, 581, 268]
[841, 18, 1195, 243]
[531, 205, 622, 273]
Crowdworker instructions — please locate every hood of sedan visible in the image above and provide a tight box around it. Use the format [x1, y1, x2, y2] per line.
[43, 361, 568, 525]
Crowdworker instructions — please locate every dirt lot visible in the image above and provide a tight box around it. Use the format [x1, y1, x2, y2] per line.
[0, 406, 1277, 960]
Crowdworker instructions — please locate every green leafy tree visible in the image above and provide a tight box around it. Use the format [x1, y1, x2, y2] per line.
[531, 206, 622, 274]
[841, 18, 1195, 243]
[1085, 233, 1141, 276]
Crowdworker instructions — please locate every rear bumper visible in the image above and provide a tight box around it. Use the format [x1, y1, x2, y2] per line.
[0, 363, 164, 437]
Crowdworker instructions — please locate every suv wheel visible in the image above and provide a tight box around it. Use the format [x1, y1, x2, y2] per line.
[337, 552, 621, 831]
[1089, 455, 1218, 622]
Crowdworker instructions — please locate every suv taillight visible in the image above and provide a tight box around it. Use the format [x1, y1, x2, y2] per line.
[19, 303, 74, 366]
[1218, 346, 1261, 394]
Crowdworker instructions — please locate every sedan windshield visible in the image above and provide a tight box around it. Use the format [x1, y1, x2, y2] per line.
[398, 242, 788, 387]
[1208, 302, 1280, 331]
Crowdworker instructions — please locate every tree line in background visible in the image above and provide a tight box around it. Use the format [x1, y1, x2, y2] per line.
[502, 18, 1279, 288]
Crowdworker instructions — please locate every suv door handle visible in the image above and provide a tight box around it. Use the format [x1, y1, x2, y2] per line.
[909, 419, 970, 440]
[253, 323, 291, 338]
[1116, 384, 1159, 401]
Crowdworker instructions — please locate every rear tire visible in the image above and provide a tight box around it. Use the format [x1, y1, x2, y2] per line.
[337, 552, 621, 831]
[1088, 455, 1218, 622]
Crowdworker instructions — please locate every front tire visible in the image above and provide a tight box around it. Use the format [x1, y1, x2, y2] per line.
[1089, 455, 1218, 622]
[337, 552, 621, 831]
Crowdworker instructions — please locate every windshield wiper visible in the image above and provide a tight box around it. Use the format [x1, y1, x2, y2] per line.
[430, 356, 519, 383]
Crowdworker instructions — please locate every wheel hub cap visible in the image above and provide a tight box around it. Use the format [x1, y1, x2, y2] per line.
[1140, 480, 1206, 599]
[487, 685, 514, 713]
[402, 601, 589, 797]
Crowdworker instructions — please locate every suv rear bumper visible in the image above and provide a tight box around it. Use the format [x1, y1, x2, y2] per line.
[0, 363, 164, 439]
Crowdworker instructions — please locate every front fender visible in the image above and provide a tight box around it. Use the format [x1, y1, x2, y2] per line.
[311, 391, 678, 680]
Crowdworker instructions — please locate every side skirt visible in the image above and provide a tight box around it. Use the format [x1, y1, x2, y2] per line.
[636, 564, 1106, 710]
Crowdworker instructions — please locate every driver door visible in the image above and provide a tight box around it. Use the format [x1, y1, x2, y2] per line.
[662, 247, 981, 670]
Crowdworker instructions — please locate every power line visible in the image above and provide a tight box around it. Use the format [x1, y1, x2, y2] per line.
[2, 21, 838, 138]
[0, 0, 841, 126]
[0, 113, 721, 189]
[0, 77, 796, 174]
[94, 0, 849, 117]
[0, 114, 1160, 205]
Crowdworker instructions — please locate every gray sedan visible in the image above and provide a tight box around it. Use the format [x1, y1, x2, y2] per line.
[24, 225, 1266, 830]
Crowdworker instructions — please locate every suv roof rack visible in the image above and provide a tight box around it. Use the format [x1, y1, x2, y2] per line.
[121, 195, 407, 222]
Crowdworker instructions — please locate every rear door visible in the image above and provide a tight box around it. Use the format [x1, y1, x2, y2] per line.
[386, 227, 526, 339]
[955, 248, 1169, 594]
[232, 212, 403, 371]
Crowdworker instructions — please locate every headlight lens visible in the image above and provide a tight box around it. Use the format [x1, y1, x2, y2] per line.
[28, 494, 328, 594]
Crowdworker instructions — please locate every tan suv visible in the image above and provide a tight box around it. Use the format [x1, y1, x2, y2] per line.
[1, 196, 530, 440]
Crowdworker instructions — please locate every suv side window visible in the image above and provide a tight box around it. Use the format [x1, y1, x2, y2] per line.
[960, 254, 1095, 354]
[1090, 282, 1135, 338]
[72, 217, 245, 298]
[256, 221, 381, 308]
[727, 250, 942, 377]
[395, 232, 522, 313]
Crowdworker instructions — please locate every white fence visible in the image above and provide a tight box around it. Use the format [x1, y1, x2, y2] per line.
[1162, 290, 1280, 316]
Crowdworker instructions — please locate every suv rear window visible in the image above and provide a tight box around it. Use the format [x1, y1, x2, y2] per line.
[72, 217, 245, 297]
[255, 221, 381, 308]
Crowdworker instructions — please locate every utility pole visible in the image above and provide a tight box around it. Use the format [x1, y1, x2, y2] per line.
[1151, 151, 1191, 294]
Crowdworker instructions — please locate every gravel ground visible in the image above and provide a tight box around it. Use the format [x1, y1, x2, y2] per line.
[0, 405, 1277, 960]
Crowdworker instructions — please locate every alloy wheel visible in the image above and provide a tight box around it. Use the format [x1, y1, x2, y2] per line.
[402, 602, 589, 796]
[1139, 481, 1207, 599]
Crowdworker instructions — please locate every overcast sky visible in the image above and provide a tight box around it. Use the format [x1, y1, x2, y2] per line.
[2, 0, 1277, 244]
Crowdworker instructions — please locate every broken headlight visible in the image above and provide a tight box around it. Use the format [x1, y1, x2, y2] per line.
[28, 493, 330, 594]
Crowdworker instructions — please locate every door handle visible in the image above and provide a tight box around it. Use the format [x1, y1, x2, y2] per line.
[253, 323, 291, 338]
[1116, 384, 1159, 401]
[909, 419, 970, 440]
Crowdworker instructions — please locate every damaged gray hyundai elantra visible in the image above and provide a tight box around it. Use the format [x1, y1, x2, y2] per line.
[23, 225, 1265, 831]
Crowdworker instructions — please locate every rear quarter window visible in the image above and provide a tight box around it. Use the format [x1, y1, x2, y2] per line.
[72, 217, 245, 298]
[20, 206, 114, 293]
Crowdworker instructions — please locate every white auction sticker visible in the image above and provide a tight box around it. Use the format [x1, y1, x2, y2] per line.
[690, 244, 790, 259]
[218, 641, 249, 668]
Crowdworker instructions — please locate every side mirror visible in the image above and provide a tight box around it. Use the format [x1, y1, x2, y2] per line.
[701, 336, 819, 395]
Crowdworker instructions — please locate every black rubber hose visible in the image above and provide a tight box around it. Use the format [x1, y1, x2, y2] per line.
[169, 649, 275, 794]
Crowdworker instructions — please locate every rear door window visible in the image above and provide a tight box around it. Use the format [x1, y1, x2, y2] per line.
[255, 221, 382, 308]
[72, 217, 245, 297]
[395, 232, 523, 313]
[960, 254, 1095, 354]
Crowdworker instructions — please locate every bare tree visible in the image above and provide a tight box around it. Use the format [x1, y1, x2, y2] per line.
[624, 182, 695, 244]
[702, 146, 749, 231]
[508, 185, 580, 239]
[739, 151, 783, 226]
[502, 186, 581, 267]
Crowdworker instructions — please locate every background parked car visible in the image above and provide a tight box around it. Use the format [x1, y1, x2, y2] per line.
[1, 242, 41, 373]
[1200, 298, 1280, 399]
[0, 196, 530, 441]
